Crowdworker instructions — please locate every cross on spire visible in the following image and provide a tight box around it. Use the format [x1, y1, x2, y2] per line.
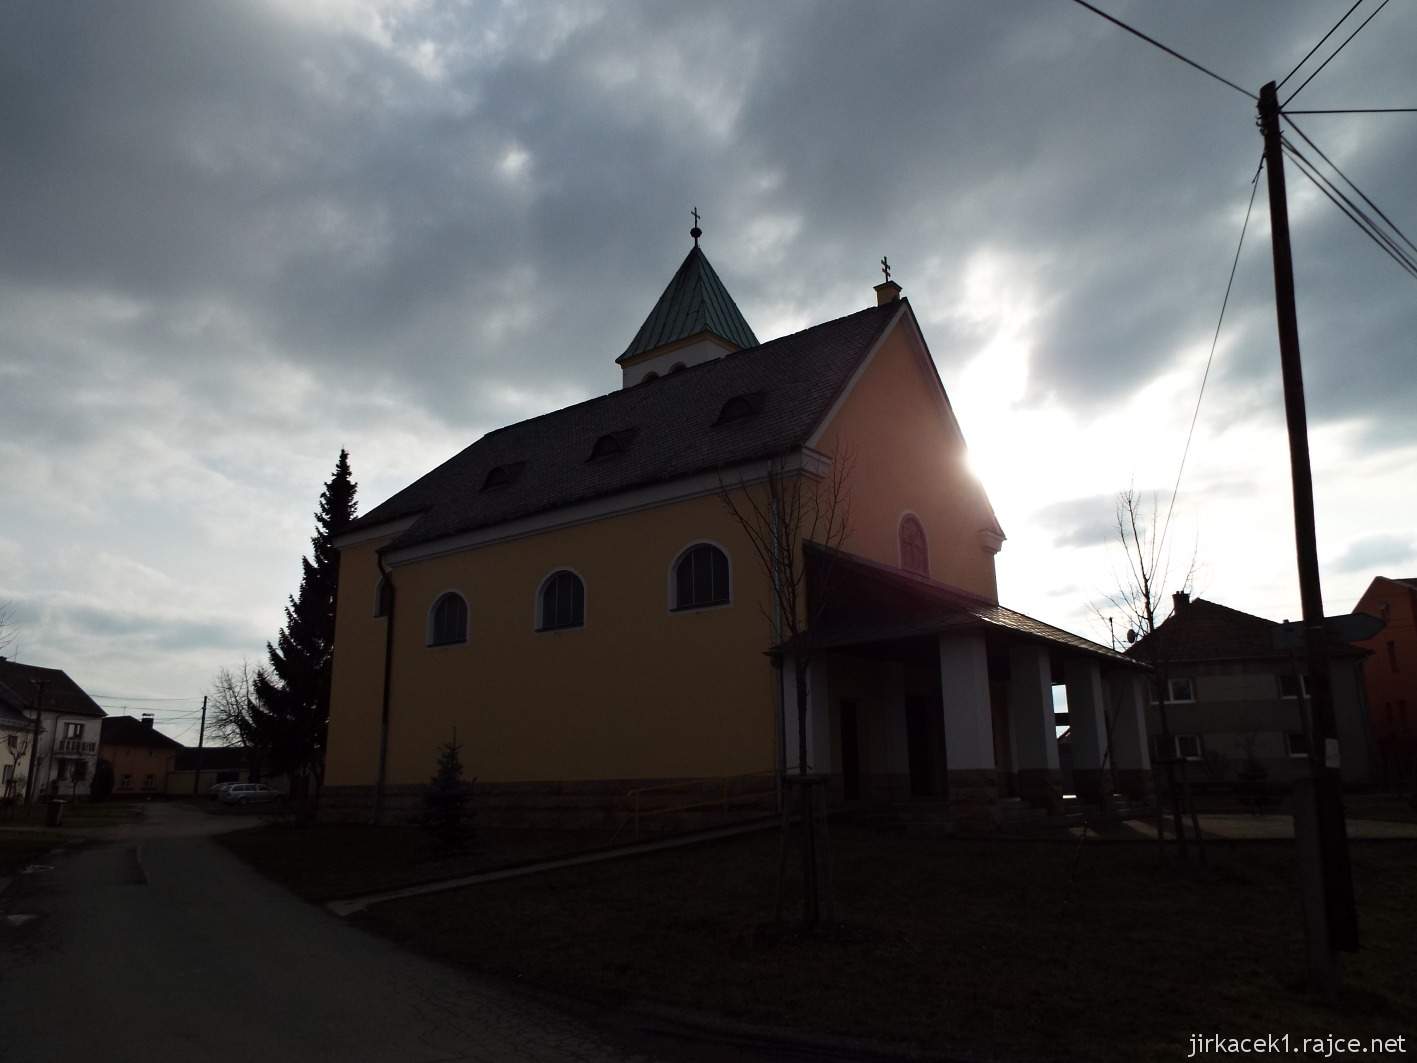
[880, 255, 891, 282]
[690, 206, 702, 247]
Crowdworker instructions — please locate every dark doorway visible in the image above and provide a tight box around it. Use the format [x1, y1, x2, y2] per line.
[840, 700, 861, 801]
[905, 696, 937, 797]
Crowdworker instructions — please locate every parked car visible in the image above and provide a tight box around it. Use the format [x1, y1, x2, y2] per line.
[220, 783, 282, 806]
[208, 781, 239, 802]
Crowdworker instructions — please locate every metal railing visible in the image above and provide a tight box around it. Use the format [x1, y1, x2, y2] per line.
[614, 769, 781, 844]
[54, 739, 96, 755]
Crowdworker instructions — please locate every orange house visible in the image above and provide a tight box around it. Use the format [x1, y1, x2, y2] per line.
[1352, 577, 1417, 783]
[323, 236, 1149, 829]
[99, 715, 183, 795]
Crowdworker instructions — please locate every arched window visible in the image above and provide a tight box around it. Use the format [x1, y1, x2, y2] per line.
[428, 592, 468, 646]
[673, 544, 730, 610]
[373, 575, 391, 618]
[538, 570, 585, 631]
[899, 514, 929, 576]
[669, 362, 687, 374]
[641, 370, 660, 384]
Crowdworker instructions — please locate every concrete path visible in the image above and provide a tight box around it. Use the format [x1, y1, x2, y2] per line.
[1124, 813, 1417, 841]
[0, 803, 792, 1063]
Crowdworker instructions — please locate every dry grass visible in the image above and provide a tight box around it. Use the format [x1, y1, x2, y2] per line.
[349, 826, 1417, 1062]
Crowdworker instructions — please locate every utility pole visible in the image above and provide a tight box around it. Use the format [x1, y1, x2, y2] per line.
[192, 695, 208, 796]
[1257, 80, 1359, 998]
[23, 678, 47, 805]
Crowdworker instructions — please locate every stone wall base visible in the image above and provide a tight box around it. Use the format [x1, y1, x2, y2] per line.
[1114, 769, 1155, 801]
[947, 769, 1000, 832]
[1016, 768, 1065, 813]
[1072, 768, 1109, 801]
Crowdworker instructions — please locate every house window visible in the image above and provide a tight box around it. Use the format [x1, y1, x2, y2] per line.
[588, 430, 636, 461]
[640, 371, 660, 383]
[427, 592, 469, 646]
[713, 392, 765, 426]
[120, 774, 132, 790]
[73, 760, 88, 782]
[899, 514, 929, 576]
[1174, 734, 1203, 761]
[1278, 673, 1309, 699]
[669, 362, 687, 373]
[1388, 640, 1399, 672]
[1164, 678, 1195, 703]
[63, 722, 84, 739]
[538, 570, 585, 631]
[373, 576, 391, 618]
[142, 774, 155, 790]
[1285, 732, 1311, 758]
[673, 544, 730, 610]
[56, 759, 69, 781]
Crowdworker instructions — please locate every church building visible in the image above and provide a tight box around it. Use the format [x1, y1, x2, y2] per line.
[323, 229, 1151, 828]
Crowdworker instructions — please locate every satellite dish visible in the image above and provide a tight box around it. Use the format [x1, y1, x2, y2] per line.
[1126, 628, 1138, 644]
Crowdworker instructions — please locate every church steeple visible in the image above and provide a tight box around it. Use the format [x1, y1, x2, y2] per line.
[617, 219, 758, 387]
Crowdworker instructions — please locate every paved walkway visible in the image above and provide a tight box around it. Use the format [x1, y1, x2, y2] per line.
[0, 803, 789, 1063]
[1124, 814, 1417, 841]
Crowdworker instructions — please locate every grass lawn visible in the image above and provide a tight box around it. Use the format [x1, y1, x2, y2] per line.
[347, 825, 1416, 1063]
[216, 821, 618, 901]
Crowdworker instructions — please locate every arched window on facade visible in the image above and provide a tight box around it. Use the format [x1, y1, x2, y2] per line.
[899, 514, 929, 577]
[428, 592, 469, 646]
[538, 570, 585, 631]
[673, 544, 730, 610]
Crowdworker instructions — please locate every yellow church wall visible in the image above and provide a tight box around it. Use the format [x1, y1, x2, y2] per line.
[325, 533, 398, 788]
[325, 492, 781, 790]
[815, 314, 1000, 601]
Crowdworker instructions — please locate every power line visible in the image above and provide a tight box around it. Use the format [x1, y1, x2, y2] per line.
[1282, 116, 1417, 258]
[1156, 154, 1266, 559]
[1276, 0, 1365, 92]
[87, 693, 202, 702]
[1067, 0, 1256, 101]
[1284, 108, 1417, 115]
[1284, 0, 1394, 106]
[1281, 141, 1417, 280]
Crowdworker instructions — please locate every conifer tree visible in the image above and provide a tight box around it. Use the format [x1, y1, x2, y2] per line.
[423, 732, 474, 854]
[253, 449, 357, 801]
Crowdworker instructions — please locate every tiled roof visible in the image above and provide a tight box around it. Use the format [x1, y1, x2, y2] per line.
[0, 660, 105, 718]
[778, 545, 1140, 667]
[352, 301, 902, 552]
[0, 680, 30, 728]
[617, 246, 759, 363]
[101, 715, 184, 750]
[1125, 597, 1363, 663]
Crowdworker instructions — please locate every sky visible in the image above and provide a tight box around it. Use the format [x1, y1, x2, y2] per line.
[2, 1, 1414, 745]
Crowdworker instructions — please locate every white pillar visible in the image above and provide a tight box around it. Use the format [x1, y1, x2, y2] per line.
[1009, 644, 1059, 772]
[938, 635, 994, 771]
[782, 654, 830, 775]
[1064, 659, 1109, 800]
[1107, 669, 1153, 799]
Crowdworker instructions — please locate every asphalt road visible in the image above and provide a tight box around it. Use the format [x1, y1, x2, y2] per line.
[0, 803, 793, 1063]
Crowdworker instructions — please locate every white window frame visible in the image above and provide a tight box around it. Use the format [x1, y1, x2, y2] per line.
[534, 567, 587, 632]
[1164, 677, 1196, 704]
[426, 590, 470, 648]
[63, 721, 84, 739]
[1284, 731, 1312, 758]
[896, 511, 930, 577]
[1278, 673, 1310, 700]
[667, 541, 734, 614]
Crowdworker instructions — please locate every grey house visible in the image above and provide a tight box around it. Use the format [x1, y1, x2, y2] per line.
[1125, 594, 1374, 787]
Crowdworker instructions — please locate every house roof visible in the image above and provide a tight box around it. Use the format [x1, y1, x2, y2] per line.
[0, 681, 30, 729]
[1125, 597, 1364, 663]
[350, 300, 902, 554]
[0, 659, 105, 718]
[100, 715, 184, 751]
[617, 246, 759, 364]
[776, 545, 1141, 668]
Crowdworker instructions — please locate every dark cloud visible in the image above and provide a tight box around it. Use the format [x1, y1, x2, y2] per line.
[1332, 534, 1416, 573]
[1034, 495, 1121, 550]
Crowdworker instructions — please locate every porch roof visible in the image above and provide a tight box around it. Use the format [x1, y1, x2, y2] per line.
[775, 545, 1144, 669]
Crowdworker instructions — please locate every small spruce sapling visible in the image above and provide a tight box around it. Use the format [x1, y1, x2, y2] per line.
[423, 731, 474, 853]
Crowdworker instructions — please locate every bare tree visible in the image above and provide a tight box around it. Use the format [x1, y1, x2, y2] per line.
[0, 600, 16, 658]
[2, 731, 30, 804]
[1097, 488, 1200, 861]
[718, 450, 853, 926]
[209, 662, 263, 762]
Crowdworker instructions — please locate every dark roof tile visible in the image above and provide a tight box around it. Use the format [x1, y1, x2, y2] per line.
[0, 660, 105, 718]
[101, 715, 185, 750]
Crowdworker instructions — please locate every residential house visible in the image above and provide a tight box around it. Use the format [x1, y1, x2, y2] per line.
[1351, 576, 1417, 784]
[0, 658, 105, 800]
[323, 237, 1152, 829]
[164, 745, 254, 796]
[1126, 593, 1374, 787]
[99, 714, 184, 795]
[0, 677, 36, 800]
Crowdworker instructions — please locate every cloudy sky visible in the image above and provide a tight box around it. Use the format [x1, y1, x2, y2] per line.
[2, 1, 1413, 742]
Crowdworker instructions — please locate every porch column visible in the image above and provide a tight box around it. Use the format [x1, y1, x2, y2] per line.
[1064, 659, 1109, 802]
[781, 654, 831, 775]
[1106, 670, 1153, 800]
[1008, 643, 1062, 809]
[938, 634, 998, 829]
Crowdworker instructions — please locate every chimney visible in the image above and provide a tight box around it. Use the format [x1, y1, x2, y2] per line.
[874, 279, 902, 306]
[141, 713, 155, 729]
[1173, 591, 1190, 612]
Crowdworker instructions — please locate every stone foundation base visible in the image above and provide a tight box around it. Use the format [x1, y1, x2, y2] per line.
[1016, 769, 1065, 814]
[320, 777, 779, 832]
[1072, 768, 1109, 801]
[947, 769, 1000, 832]
[1114, 769, 1155, 801]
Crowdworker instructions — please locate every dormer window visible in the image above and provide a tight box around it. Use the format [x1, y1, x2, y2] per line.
[713, 392, 765, 426]
[481, 462, 525, 491]
[588, 429, 636, 462]
[669, 362, 687, 373]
